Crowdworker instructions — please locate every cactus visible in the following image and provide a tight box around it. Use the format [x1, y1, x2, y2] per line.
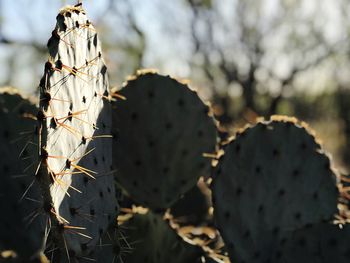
[118, 208, 202, 262]
[278, 222, 350, 262]
[211, 116, 339, 262]
[0, 88, 47, 260]
[112, 71, 217, 210]
[36, 5, 117, 259]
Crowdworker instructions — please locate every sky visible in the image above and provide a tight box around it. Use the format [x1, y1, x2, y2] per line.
[0, 0, 348, 96]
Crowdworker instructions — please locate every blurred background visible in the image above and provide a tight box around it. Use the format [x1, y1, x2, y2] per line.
[1, 0, 350, 172]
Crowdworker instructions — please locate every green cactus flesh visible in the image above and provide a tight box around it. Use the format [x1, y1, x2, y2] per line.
[118, 209, 202, 262]
[279, 222, 350, 263]
[211, 116, 339, 263]
[37, 5, 117, 258]
[112, 72, 217, 210]
[0, 88, 46, 259]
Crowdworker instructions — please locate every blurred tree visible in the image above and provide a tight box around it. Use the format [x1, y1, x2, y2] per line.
[185, 0, 349, 125]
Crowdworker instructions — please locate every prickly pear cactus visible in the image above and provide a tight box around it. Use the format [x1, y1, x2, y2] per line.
[119, 209, 202, 262]
[211, 116, 339, 263]
[37, 5, 117, 258]
[277, 222, 350, 263]
[0, 88, 46, 259]
[112, 71, 217, 210]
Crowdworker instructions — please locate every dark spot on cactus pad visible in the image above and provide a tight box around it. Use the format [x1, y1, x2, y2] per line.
[69, 207, 77, 216]
[328, 237, 337, 247]
[258, 204, 264, 214]
[272, 148, 279, 157]
[134, 160, 142, 167]
[41, 92, 51, 105]
[66, 159, 71, 169]
[255, 165, 261, 174]
[300, 141, 307, 149]
[243, 230, 250, 238]
[298, 237, 306, 247]
[294, 212, 301, 220]
[278, 189, 285, 197]
[148, 140, 155, 148]
[165, 122, 172, 130]
[107, 187, 111, 193]
[90, 208, 95, 216]
[83, 176, 89, 185]
[81, 243, 88, 251]
[275, 251, 282, 259]
[19, 183, 26, 193]
[181, 149, 188, 156]
[132, 180, 138, 187]
[3, 130, 9, 139]
[292, 169, 299, 177]
[71, 66, 78, 76]
[313, 191, 318, 200]
[94, 157, 98, 165]
[55, 59, 63, 70]
[180, 179, 186, 185]
[236, 187, 243, 196]
[177, 98, 185, 106]
[235, 144, 241, 153]
[50, 118, 57, 129]
[44, 61, 54, 72]
[67, 111, 73, 121]
[228, 242, 234, 249]
[272, 227, 279, 235]
[131, 112, 138, 121]
[152, 187, 159, 194]
[279, 238, 287, 246]
[82, 96, 86, 103]
[198, 130, 203, 137]
[198, 161, 206, 169]
[253, 251, 261, 259]
[101, 65, 107, 75]
[99, 228, 103, 235]
[224, 211, 230, 219]
[148, 90, 154, 98]
[102, 155, 105, 162]
[324, 159, 330, 170]
[93, 34, 98, 47]
[163, 167, 169, 174]
[99, 191, 104, 198]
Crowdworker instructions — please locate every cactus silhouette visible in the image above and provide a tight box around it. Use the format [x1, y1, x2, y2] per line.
[211, 116, 339, 262]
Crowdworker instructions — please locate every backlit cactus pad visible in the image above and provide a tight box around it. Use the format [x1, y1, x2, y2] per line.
[112, 72, 217, 210]
[211, 116, 339, 263]
[37, 5, 117, 258]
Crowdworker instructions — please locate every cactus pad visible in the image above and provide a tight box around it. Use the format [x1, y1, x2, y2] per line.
[37, 5, 117, 257]
[119, 209, 202, 262]
[0, 88, 46, 259]
[112, 72, 217, 210]
[279, 223, 350, 263]
[211, 116, 339, 262]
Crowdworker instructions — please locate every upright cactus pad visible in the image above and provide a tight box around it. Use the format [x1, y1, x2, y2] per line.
[119, 209, 202, 262]
[112, 72, 217, 210]
[0, 88, 46, 259]
[211, 116, 339, 262]
[37, 5, 117, 257]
